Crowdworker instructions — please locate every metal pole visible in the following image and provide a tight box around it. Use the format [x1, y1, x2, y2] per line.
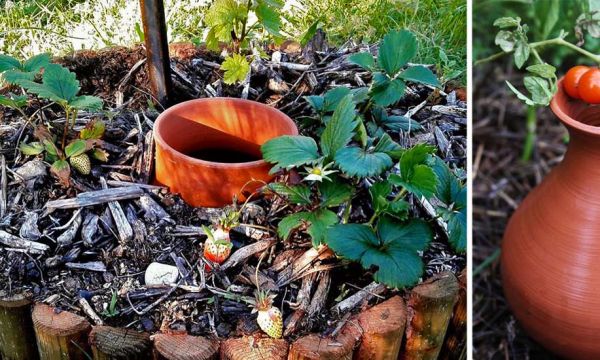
[139, 0, 173, 107]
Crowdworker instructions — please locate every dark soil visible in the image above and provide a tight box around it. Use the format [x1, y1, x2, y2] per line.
[0, 40, 466, 340]
[473, 61, 565, 359]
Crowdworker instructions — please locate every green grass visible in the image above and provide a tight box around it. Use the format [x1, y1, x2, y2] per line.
[0, 0, 465, 83]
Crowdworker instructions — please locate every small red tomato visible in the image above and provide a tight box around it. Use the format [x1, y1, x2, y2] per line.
[564, 65, 591, 99]
[579, 68, 600, 104]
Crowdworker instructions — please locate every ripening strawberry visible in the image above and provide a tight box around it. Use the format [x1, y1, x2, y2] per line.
[252, 290, 283, 339]
[69, 153, 91, 175]
[202, 225, 232, 265]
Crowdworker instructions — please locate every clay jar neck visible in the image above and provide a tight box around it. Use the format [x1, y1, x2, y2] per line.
[554, 107, 600, 185]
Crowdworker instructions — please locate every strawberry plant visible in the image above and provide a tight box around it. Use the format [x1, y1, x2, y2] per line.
[260, 29, 465, 289]
[0, 53, 51, 84]
[204, 0, 284, 84]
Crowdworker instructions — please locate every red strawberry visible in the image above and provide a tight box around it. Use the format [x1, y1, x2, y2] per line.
[202, 226, 232, 266]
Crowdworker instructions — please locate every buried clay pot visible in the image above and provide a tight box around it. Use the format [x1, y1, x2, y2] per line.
[154, 98, 298, 207]
[502, 78, 600, 358]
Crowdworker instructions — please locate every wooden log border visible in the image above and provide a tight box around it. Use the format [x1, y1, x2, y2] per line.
[0, 271, 464, 359]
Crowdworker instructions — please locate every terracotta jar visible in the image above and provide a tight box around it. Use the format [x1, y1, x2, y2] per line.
[154, 98, 298, 207]
[502, 78, 600, 358]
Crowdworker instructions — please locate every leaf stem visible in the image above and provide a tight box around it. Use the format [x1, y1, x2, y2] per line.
[521, 105, 537, 162]
[393, 188, 407, 202]
[475, 37, 600, 66]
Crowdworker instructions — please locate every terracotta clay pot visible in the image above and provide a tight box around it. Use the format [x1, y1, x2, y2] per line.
[502, 78, 600, 359]
[154, 98, 298, 207]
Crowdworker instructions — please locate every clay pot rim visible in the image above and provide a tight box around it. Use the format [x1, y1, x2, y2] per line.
[154, 97, 298, 169]
[551, 77, 600, 135]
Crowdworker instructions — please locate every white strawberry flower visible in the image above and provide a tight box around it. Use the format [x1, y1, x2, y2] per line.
[302, 161, 337, 182]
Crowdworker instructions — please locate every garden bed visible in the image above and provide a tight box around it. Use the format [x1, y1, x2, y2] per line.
[0, 36, 466, 358]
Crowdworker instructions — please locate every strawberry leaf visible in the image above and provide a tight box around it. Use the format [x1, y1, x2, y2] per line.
[80, 120, 106, 140]
[370, 73, 406, 107]
[65, 140, 87, 158]
[0, 54, 20, 73]
[348, 52, 375, 71]
[221, 54, 250, 85]
[378, 29, 417, 76]
[320, 95, 357, 159]
[90, 148, 109, 162]
[278, 208, 338, 247]
[50, 159, 71, 187]
[16, 64, 80, 104]
[70, 95, 103, 111]
[0, 93, 28, 110]
[323, 87, 352, 112]
[23, 53, 51, 73]
[261, 135, 320, 170]
[19, 142, 45, 156]
[389, 144, 438, 198]
[432, 156, 464, 207]
[319, 179, 353, 207]
[334, 147, 393, 177]
[399, 66, 439, 87]
[325, 217, 431, 288]
[267, 183, 312, 205]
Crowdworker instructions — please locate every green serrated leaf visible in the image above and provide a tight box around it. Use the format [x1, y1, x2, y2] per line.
[351, 87, 369, 104]
[369, 181, 392, 214]
[335, 147, 393, 177]
[43, 140, 59, 156]
[65, 139, 87, 158]
[432, 156, 464, 206]
[221, 54, 250, 85]
[267, 183, 312, 205]
[348, 52, 375, 71]
[205, 0, 246, 42]
[526, 63, 556, 79]
[0, 93, 28, 110]
[319, 179, 353, 207]
[90, 148, 109, 162]
[300, 18, 321, 46]
[80, 120, 106, 140]
[70, 95, 103, 111]
[381, 115, 421, 132]
[390, 144, 438, 198]
[0, 54, 20, 73]
[378, 29, 417, 76]
[256, 1, 281, 36]
[370, 73, 405, 107]
[305, 95, 324, 112]
[399, 66, 439, 87]
[320, 95, 357, 159]
[387, 200, 410, 220]
[323, 87, 351, 112]
[261, 135, 320, 170]
[205, 28, 220, 51]
[523, 76, 552, 105]
[514, 41, 530, 69]
[505, 80, 535, 106]
[278, 209, 338, 247]
[19, 142, 44, 156]
[373, 133, 401, 154]
[325, 218, 431, 288]
[17, 64, 80, 104]
[23, 53, 51, 73]
[493, 17, 521, 28]
[495, 30, 516, 52]
[446, 209, 466, 252]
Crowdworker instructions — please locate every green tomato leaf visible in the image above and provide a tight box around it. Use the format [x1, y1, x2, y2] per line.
[370, 73, 406, 107]
[399, 66, 439, 87]
[65, 139, 87, 158]
[221, 54, 250, 85]
[267, 183, 312, 205]
[378, 29, 417, 76]
[261, 135, 320, 170]
[514, 41, 530, 69]
[526, 63, 556, 79]
[495, 30, 516, 52]
[319, 179, 353, 207]
[320, 95, 357, 159]
[505, 80, 535, 106]
[348, 52, 375, 71]
[335, 146, 393, 178]
[523, 76, 552, 105]
[493, 17, 521, 28]
[19, 142, 45, 156]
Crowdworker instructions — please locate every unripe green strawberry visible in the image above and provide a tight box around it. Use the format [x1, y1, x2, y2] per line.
[252, 290, 283, 339]
[69, 153, 91, 175]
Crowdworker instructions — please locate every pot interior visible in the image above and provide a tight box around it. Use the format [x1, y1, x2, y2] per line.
[552, 79, 600, 129]
[156, 98, 297, 164]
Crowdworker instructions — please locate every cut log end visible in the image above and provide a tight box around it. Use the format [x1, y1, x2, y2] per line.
[89, 326, 152, 359]
[354, 296, 407, 359]
[0, 292, 39, 360]
[402, 271, 460, 360]
[220, 335, 289, 360]
[32, 303, 91, 337]
[153, 333, 219, 360]
[289, 322, 361, 360]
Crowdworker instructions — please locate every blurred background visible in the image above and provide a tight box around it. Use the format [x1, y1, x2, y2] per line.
[473, 0, 600, 358]
[0, 0, 466, 83]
